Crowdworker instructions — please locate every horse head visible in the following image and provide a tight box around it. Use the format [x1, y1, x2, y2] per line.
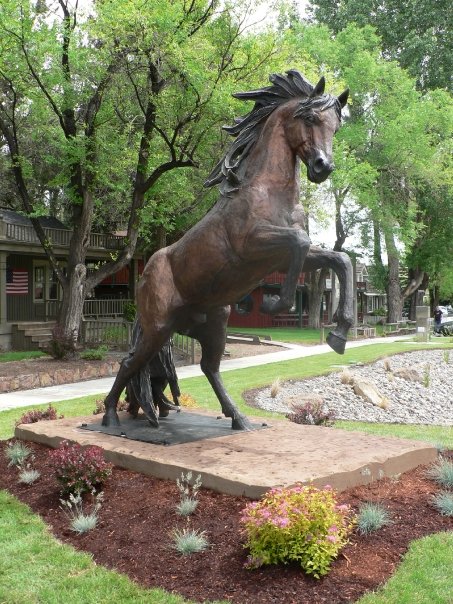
[285, 76, 349, 184]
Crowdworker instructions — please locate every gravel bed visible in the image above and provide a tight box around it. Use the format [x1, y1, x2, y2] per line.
[254, 349, 453, 425]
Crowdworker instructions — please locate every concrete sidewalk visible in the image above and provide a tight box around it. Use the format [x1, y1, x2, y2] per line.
[0, 335, 413, 411]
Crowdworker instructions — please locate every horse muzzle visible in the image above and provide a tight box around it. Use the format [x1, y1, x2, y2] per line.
[307, 153, 334, 183]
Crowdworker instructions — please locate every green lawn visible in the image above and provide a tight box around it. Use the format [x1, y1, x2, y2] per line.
[0, 350, 47, 362]
[1, 339, 453, 603]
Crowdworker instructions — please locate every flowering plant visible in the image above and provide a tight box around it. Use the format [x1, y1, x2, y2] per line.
[16, 404, 63, 426]
[240, 484, 355, 578]
[48, 440, 113, 495]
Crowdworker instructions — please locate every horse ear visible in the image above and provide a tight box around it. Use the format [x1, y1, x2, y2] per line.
[311, 76, 325, 97]
[338, 88, 349, 108]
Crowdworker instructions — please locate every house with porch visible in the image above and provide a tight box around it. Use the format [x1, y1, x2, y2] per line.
[0, 209, 144, 350]
[228, 262, 387, 329]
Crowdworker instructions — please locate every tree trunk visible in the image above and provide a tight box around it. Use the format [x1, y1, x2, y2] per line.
[384, 230, 403, 323]
[58, 264, 87, 341]
[307, 269, 328, 328]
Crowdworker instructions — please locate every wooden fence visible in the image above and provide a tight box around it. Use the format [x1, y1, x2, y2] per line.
[80, 319, 132, 350]
[80, 318, 197, 362]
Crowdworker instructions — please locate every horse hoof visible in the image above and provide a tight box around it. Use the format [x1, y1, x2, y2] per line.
[231, 414, 253, 431]
[326, 332, 346, 355]
[102, 411, 121, 427]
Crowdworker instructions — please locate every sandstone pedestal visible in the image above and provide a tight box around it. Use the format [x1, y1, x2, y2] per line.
[15, 410, 437, 498]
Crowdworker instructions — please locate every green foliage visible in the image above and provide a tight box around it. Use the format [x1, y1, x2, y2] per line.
[60, 491, 104, 534]
[80, 346, 108, 361]
[172, 528, 209, 555]
[431, 492, 453, 517]
[5, 441, 32, 468]
[240, 484, 355, 578]
[357, 502, 392, 535]
[0, 491, 189, 604]
[122, 302, 136, 323]
[0, 351, 45, 363]
[48, 440, 113, 495]
[426, 458, 453, 489]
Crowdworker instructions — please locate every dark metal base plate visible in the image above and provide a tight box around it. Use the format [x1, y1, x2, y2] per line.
[80, 411, 269, 446]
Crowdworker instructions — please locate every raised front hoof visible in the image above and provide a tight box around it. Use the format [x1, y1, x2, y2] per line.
[231, 414, 253, 431]
[260, 296, 286, 316]
[101, 411, 121, 427]
[326, 332, 346, 355]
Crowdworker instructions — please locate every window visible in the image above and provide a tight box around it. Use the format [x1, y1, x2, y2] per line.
[34, 266, 45, 301]
[235, 294, 253, 315]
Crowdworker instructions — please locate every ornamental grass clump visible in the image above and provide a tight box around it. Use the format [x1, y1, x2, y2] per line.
[48, 440, 113, 495]
[240, 484, 355, 578]
[18, 467, 41, 485]
[286, 401, 335, 427]
[172, 527, 209, 555]
[426, 458, 453, 489]
[176, 471, 202, 516]
[432, 491, 453, 516]
[5, 441, 32, 467]
[60, 490, 104, 534]
[357, 502, 392, 535]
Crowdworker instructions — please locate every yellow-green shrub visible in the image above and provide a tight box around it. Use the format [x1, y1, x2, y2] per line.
[240, 484, 355, 578]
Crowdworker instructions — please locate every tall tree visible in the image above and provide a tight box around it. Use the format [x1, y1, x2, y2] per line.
[0, 0, 280, 339]
[307, 0, 452, 90]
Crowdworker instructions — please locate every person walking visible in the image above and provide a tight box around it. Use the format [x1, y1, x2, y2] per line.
[434, 306, 443, 333]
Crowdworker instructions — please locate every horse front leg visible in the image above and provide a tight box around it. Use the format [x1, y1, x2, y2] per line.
[303, 246, 354, 354]
[188, 306, 253, 430]
[245, 224, 311, 315]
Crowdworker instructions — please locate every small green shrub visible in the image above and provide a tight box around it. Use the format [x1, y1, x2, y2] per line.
[5, 441, 32, 467]
[172, 528, 209, 555]
[18, 467, 41, 484]
[286, 401, 335, 427]
[240, 484, 355, 578]
[80, 345, 108, 361]
[123, 301, 136, 322]
[432, 491, 453, 516]
[16, 404, 63, 426]
[48, 440, 113, 495]
[427, 458, 453, 489]
[60, 491, 104, 534]
[357, 502, 392, 535]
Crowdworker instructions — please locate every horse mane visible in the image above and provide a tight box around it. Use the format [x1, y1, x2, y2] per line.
[204, 70, 341, 196]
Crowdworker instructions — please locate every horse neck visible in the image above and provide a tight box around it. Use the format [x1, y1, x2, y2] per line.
[242, 115, 300, 206]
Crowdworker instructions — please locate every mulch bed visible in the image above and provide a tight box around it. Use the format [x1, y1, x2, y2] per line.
[1, 440, 452, 604]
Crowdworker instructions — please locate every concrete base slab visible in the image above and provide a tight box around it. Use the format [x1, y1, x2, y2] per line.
[15, 410, 437, 499]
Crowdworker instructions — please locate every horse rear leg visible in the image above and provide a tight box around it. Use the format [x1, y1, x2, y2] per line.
[303, 247, 354, 354]
[189, 306, 253, 430]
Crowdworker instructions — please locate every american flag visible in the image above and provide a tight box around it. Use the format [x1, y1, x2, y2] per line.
[6, 268, 29, 295]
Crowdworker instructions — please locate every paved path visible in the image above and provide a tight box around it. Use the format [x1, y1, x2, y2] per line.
[0, 336, 413, 411]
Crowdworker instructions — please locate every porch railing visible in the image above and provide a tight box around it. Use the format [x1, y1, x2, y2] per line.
[5, 222, 125, 250]
[79, 317, 197, 362]
[83, 298, 133, 318]
[80, 319, 132, 350]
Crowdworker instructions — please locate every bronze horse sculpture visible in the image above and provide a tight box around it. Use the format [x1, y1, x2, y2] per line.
[103, 70, 353, 431]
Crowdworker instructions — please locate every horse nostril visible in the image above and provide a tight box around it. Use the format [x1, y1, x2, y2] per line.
[313, 156, 333, 174]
